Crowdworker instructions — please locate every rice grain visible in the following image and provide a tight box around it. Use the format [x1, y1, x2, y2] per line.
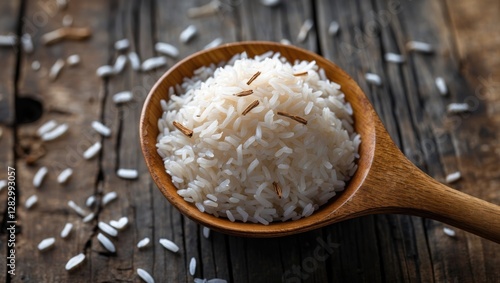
[21, 34, 34, 53]
[180, 25, 197, 43]
[41, 123, 68, 141]
[137, 237, 150, 249]
[96, 65, 115, 77]
[114, 39, 130, 51]
[328, 21, 340, 36]
[189, 257, 196, 276]
[66, 54, 80, 66]
[57, 168, 73, 184]
[113, 91, 133, 104]
[98, 221, 118, 237]
[443, 227, 456, 237]
[202, 226, 210, 238]
[406, 41, 433, 53]
[83, 142, 102, 160]
[86, 195, 96, 207]
[203, 38, 222, 50]
[65, 253, 85, 271]
[137, 268, 155, 283]
[445, 171, 461, 184]
[128, 52, 141, 71]
[82, 212, 95, 223]
[384, 52, 405, 64]
[297, 19, 313, 42]
[155, 42, 179, 58]
[25, 194, 38, 209]
[61, 223, 73, 238]
[68, 200, 87, 217]
[447, 103, 470, 114]
[110, 216, 128, 230]
[37, 120, 57, 136]
[91, 121, 111, 137]
[102, 191, 118, 206]
[141, 56, 167, 71]
[33, 166, 48, 188]
[159, 238, 179, 253]
[435, 77, 448, 95]
[365, 73, 382, 86]
[49, 59, 65, 81]
[117, 168, 139, 179]
[38, 237, 55, 251]
[97, 233, 116, 253]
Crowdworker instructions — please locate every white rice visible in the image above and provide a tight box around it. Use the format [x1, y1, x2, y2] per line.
[68, 200, 87, 217]
[96, 65, 115, 77]
[137, 237, 150, 249]
[62, 14, 73, 27]
[97, 233, 116, 253]
[41, 123, 68, 141]
[202, 226, 210, 238]
[25, 194, 38, 209]
[109, 216, 128, 230]
[328, 21, 340, 36]
[297, 19, 313, 42]
[435, 77, 448, 95]
[86, 195, 96, 207]
[406, 41, 433, 53]
[159, 238, 179, 253]
[102, 191, 118, 206]
[189, 257, 196, 276]
[113, 91, 133, 104]
[38, 120, 59, 137]
[49, 59, 65, 80]
[98, 221, 118, 237]
[82, 212, 95, 223]
[114, 38, 129, 51]
[261, 0, 281, 7]
[365, 73, 382, 86]
[203, 38, 222, 50]
[384, 52, 405, 64]
[128, 51, 141, 71]
[61, 223, 73, 238]
[0, 180, 7, 191]
[180, 25, 197, 43]
[83, 141, 102, 159]
[156, 52, 360, 224]
[91, 121, 111, 137]
[57, 168, 73, 184]
[38, 237, 55, 251]
[443, 227, 456, 237]
[445, 171, 461, 184]
[142, 56, 168, 71]
[65, 253, 85, 271]
[66, 54, 80, 66]
[117, 168, 138, 179]
[33, 166, 48, 188]
[113, 54, 128, 74]
[137, 268, 155, 283]
[155, 42, 179, 58]
[447, 103, 470, 114]
[21, 33, 34, 53]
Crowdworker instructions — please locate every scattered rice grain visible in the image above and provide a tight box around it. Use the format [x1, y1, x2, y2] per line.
[202, 226, 210, 238]
[128, 51, 141, 71]
[406, 41, 433, 53]
[82, 212, 95, 223]
[0, 34, 17, 46]
[159, 238, 179, 253]
[187, 0, 220, 18]
[96, 65, 115, 77]
[68, 200, 87, 217]
[365, 73, 382, 86]
[435, 77, 448, 95]
[102, 191, 118, 206]
[31, 60, 41, 71]
[180, 25, 197, 43]
[49, 59, 65, 81]
[110, 216, 128, 230]
[297, 19, 313, 42]
[155, 42, 179, 58]
[443, 227, 456, 237]
[61, 223, 73, 238]
[114, 38, 130, 51]
[37, 120, 57, 136]
[328, 21, 340, 36]
[260, 0, 281, 7]
[37, 237, 55, 251]
[57, 168, 73, 184]
[447, 103, 470, 114]
[83, 141, 102, 160]
[137, 237, 150, 248]
[113, 91, 133, 104]
[62, 14, 73, 27]
[25, 194, 38, 209]
[117, 168, 138, 179]
[91, 121, 111, 137]
[137, 268, 155, 283]
[189, 257, 196, 276]
[98, 221, 118, 237]
[86, 195, 96, 207]
[33, 166, 48, 188]
[41, 123, 68, 141]
[384, 52, 405, 63]
[21, 33, 34, 53]
[97, 233, 116, 253]
[65, 253, 85, 271]
[141, 56, 167, 71]
[445, 171, 461, 184]
[113, 54, 128, 74]
[66, 54, 80, 66]
[203, 38, 222, 50]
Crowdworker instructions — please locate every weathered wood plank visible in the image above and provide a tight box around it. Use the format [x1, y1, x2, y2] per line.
[0, 1, 20, 281]
[14, 0, 109, 282]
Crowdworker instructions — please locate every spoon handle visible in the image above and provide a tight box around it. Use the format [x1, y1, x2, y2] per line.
[364, 149, 500, 243]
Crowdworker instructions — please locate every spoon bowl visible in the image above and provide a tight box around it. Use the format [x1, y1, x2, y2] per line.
[140, 41, 500, 242]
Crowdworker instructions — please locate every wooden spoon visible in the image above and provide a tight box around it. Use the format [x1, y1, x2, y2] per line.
[140, 41, 500, 243]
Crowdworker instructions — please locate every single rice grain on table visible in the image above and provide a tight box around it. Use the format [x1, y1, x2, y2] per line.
[65, 253, 86, 271]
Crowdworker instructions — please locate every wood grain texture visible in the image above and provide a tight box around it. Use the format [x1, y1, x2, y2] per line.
[4, 0, 500, 282]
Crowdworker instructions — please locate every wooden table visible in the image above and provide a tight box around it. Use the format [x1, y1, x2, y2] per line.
[1, 0, 499, 282]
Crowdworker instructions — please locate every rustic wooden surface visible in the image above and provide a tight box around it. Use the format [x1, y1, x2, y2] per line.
[1, 0, 499, 282]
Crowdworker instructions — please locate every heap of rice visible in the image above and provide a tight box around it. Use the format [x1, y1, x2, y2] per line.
[156, 51, 360, 224]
